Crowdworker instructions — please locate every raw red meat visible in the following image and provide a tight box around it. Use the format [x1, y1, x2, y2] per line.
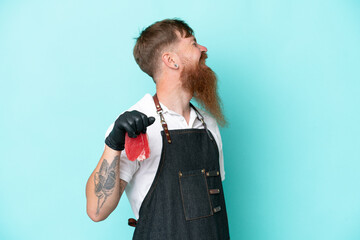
[125, 132, 150, 161]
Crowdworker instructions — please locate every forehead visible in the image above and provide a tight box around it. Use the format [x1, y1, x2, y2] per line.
[189, 36, 197, 42]
[172, 31, 196, 53]
[182, 35, 196, 42]
[177, 36, 197, 49]
[175, 30, 196, 43]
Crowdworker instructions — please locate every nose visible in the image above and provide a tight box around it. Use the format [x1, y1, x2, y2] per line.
[198, 44, 207, 52]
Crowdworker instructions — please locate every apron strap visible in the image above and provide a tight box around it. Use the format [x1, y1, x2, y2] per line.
[189, 102, 214, 141]
[153, 93, 172, 144]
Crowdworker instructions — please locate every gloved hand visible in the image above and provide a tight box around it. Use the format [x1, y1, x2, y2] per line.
[105, 110, 156, 151]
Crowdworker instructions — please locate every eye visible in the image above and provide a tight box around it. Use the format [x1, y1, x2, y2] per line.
[192, 42, 197, 46]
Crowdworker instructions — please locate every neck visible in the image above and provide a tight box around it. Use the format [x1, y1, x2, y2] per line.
[156, 78, 193, 121]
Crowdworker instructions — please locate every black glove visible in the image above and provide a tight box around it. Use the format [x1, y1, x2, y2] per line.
[105, 110, 156, 151]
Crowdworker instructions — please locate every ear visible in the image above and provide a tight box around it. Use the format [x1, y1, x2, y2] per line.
[161, 52, 180, 70]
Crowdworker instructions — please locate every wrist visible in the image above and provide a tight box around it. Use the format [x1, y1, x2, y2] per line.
[105, 132, 125, 151]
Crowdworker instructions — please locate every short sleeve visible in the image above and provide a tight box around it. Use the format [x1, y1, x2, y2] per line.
[214, 124, 226, 181]
[104, 122, 139, 183]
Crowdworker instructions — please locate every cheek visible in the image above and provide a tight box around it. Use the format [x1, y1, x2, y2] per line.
[181, 55, 195, 67]
[180, 49, 201, 66]
[190, 51, 202, 63]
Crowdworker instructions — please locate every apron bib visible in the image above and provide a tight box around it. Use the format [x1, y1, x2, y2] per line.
[130, 94, 230, 240]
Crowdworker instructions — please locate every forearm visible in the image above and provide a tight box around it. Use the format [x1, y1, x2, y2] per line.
[86, 110, 153, 221]
[86, 145, 127, 222]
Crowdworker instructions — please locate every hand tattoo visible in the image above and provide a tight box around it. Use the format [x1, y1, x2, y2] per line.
[94, 156, 119, 215]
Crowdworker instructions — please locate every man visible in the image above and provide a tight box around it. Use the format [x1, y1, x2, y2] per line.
[86, 18, 230, 239]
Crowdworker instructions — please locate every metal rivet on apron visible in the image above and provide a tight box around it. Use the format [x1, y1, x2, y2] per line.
[168, 140, 172, 143]
[213, 206, 222, 213]
[179, 171, 182, 176]
[209, 189, 220, 194]
[205, 170, 219, 177]
[201, 169, 205, 173]
[166, 133, 169, 136]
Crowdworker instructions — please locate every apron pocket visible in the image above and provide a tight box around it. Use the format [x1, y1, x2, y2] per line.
[178, 169, 213, 221]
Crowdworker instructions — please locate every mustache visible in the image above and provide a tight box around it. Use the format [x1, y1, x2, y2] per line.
[199, 52, 208, 64]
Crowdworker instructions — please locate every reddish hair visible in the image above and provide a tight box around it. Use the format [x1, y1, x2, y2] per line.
[133, 18, 194, 81]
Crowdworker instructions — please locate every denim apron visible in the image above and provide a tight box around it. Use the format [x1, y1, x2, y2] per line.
[130, 94, 230, 240]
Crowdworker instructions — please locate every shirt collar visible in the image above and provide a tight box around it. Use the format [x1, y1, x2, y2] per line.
[158, 100, 198, 127]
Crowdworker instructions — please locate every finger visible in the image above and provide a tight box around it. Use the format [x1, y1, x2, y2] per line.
[138, 113, 149, 133]
[148, 117, 155, 126]
[133, 113, 144, 135]
[124, 119, 137, 138]
[141, 116, 156, 133]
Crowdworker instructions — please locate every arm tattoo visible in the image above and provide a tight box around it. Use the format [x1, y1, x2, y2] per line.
[94, 155, 119, 216]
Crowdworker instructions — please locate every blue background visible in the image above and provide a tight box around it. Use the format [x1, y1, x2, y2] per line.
[1, 0, 359, 239]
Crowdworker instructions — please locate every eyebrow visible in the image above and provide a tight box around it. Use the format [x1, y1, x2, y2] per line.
[190, 36, 197, 43]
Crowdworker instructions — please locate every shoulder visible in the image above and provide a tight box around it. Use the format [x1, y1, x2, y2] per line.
[127, 93, 156, 117]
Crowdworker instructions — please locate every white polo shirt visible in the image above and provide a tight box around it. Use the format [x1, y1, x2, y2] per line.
[104, 93, 225, 219]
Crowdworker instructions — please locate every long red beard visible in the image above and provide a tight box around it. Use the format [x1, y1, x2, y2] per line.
[180, 52, 227, 127]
